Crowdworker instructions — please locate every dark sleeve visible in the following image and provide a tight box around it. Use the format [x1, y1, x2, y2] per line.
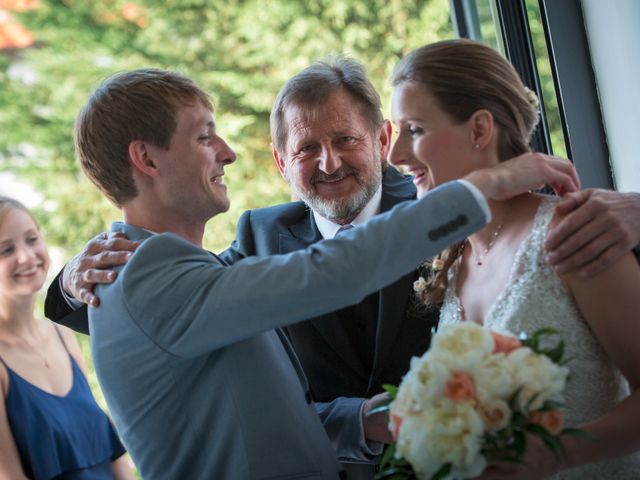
[44, 268, 90, 335]
[634, 244, 640, 264]
[218, 210, 255, 265]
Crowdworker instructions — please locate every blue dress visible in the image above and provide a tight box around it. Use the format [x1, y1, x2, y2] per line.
[0, 328, 126, 480]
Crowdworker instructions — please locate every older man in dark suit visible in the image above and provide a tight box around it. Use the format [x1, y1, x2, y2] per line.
[219, 57, 430, 478]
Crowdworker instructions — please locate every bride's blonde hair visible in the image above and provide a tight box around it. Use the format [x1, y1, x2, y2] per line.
[391, 39, 541, 308]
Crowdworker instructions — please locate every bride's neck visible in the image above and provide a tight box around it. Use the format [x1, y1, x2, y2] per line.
[467, 193, 537, 252]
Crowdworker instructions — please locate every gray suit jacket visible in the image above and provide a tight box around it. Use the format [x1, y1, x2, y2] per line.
[220, 168, 436, 475]
[88, 181, 486, 479]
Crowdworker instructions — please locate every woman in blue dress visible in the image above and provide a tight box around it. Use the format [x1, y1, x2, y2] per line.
[0, 196, 134, 479]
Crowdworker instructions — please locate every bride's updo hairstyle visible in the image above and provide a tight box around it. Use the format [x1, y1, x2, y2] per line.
[391, 39, 541, 308]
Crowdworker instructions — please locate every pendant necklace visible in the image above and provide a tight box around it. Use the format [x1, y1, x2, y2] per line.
[470, 223, 503, 266]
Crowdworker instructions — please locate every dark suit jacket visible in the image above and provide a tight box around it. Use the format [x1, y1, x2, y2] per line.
[219, 167, 438, 466]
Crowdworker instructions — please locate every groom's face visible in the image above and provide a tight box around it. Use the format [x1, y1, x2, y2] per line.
[274, 88, 384, 224]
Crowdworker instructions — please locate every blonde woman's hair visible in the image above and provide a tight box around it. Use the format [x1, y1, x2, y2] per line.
[0, 196, 38, 231]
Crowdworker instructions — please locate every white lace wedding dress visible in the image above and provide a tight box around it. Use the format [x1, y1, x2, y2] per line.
[439, 196, 640, 478]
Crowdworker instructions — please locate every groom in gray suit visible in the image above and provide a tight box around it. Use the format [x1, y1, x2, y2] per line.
[71, 67, 577, 478]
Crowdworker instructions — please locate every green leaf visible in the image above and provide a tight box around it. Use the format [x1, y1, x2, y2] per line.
[521, 328, 563, 356]
[525, 392, 542, 412]
[561, 427, 594, 439]
[382, 384, 399, 400]
[540, 400, 565, 411]
[511, 411, 526, 426]
[379, 444, 396, 467]
[525, 422, 551, 438]
[432, 463, 452, 480]
[541, 340, 565, 363]
[509, 387, 523, 410]
[513, 429, 527, 456]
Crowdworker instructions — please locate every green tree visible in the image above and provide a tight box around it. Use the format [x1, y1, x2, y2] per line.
[1, 0, 452, 255]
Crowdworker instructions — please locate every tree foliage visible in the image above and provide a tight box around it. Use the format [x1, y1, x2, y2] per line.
[0, 0, 452, 255]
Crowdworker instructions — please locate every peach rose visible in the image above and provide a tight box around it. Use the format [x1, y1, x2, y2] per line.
[490, 331, 521, 354]
[477, 399, 511, 431]
[445, 371, 476, 402]
[529, 410, 564, 435]
[390, 413, 403, 441]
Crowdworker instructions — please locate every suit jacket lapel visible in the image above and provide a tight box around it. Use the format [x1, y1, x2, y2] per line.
[369, 168, 419, 390]
[279, 210, 368, 379]
[279, 211, 322, 252]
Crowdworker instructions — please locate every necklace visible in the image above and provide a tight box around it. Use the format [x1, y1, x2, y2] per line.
[469, 223, 503, 266]
[16, 327, 52, 369]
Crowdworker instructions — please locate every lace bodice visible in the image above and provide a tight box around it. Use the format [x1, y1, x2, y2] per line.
[439, 196, 640, 478]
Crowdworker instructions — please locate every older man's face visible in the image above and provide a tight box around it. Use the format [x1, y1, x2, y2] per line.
[274, 88, 385, 224]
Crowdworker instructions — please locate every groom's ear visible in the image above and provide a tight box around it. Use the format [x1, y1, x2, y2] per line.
[129, 140, 159, 178]
[468, 109, 494, 150]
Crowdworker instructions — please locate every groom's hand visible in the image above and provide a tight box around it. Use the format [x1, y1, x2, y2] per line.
[465, 152, 580, 201]
[62, 231, 139, 307]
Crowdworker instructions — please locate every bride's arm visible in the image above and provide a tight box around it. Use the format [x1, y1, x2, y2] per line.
[557, 249, 640, 469]
[476, 250, 640, 480]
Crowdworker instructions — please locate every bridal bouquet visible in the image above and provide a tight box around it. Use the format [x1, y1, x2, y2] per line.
[377, 323, 577, 480]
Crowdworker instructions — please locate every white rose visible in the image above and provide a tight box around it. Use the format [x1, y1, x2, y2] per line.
[391, 353, 450, 426]
[408, 354, 450, 406]
[398, 399, 486, 479]
[506, 347, 569, 411]
[430, 323, 494, 371]
[474, 353, 515, 404]
[413, 276, 428, 293]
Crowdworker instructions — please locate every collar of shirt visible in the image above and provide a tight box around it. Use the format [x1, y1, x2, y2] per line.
[313, 185, 382, 239]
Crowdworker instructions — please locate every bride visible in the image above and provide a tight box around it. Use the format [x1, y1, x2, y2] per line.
[387, 39, 640, 479]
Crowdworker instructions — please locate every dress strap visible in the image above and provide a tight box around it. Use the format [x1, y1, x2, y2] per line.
[52, 324, 70, 354]
[0, 351, 8, 368]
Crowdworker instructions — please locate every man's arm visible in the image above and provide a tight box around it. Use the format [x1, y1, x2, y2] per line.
[130, 154, 580, 357]
[44, 270, 90, 334]
[316, 393, 392, 463]
[126, 180, 490, 357]
[545, 189, 640, 275]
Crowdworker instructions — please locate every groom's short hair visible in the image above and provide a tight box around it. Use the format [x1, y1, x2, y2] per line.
[75, 68, 212, 207]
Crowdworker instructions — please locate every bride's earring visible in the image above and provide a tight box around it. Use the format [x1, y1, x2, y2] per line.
[473, 143, 480, 150]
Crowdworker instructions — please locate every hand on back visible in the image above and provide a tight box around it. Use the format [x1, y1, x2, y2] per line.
[62, 231, 138, 307]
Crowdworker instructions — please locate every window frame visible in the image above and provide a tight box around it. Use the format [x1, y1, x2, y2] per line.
[450, 0, 614, 188]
